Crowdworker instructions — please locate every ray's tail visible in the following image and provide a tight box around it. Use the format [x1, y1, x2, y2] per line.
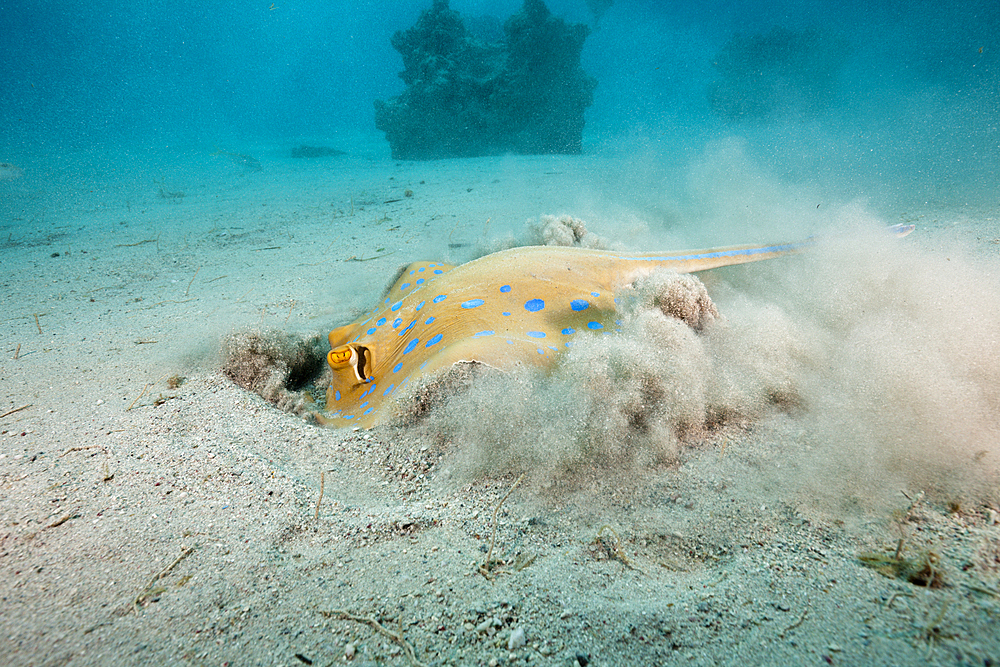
[622, 223, 915, 274]
[620, 239, 814, 274]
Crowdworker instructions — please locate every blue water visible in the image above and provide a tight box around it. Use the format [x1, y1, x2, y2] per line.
[1, 0, 997, 206]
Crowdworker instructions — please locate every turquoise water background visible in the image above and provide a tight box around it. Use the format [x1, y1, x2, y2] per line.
[1, 0, 997, 207]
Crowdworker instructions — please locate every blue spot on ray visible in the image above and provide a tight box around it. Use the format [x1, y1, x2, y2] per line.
[426, 333, 443, 348]
[400, 283, 411, 291]
[433, 294, 447, 303]
[526, 331, 546, 338]
[524, 298, 545, 312]
[461, 298, 485, 309]
[403, 339, 419, 354]
[570, 299, 589, 311]
[500, 285, 511, 293]
[587, 321, 604, 330]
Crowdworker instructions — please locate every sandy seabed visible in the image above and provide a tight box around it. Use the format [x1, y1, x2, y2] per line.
[1, 140, 999, 666]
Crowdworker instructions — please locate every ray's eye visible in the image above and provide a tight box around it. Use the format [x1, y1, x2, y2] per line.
[328, 347, 353, 366]
[328, 344, 373, 383]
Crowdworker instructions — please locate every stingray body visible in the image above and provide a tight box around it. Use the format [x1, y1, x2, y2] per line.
[319, 238, 814, 428]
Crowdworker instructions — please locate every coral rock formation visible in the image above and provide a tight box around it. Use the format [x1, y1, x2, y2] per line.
[374, 0, 597, 160]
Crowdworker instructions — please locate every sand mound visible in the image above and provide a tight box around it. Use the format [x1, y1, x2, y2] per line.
[221, 329, 326, 416]
[527, 213, 614, 249]
[411, 270, 731, 483]
[476, 214, 620, 256]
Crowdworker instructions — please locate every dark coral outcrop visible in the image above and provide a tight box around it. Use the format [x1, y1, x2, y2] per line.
[375, 0, 596, 160]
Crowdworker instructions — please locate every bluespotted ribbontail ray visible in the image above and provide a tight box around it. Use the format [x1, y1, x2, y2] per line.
[318, 224, 914, 428]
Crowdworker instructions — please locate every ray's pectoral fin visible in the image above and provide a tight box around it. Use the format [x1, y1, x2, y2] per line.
[383, 260, 456, 296]
[410, 335, 554, 386]
[328, 324, 356, 348]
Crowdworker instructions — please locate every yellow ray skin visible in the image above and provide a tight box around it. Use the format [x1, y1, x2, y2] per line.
[318, 236, 825, 428]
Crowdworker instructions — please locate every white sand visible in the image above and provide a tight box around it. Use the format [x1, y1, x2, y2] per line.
[2, 139, 999, 666]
